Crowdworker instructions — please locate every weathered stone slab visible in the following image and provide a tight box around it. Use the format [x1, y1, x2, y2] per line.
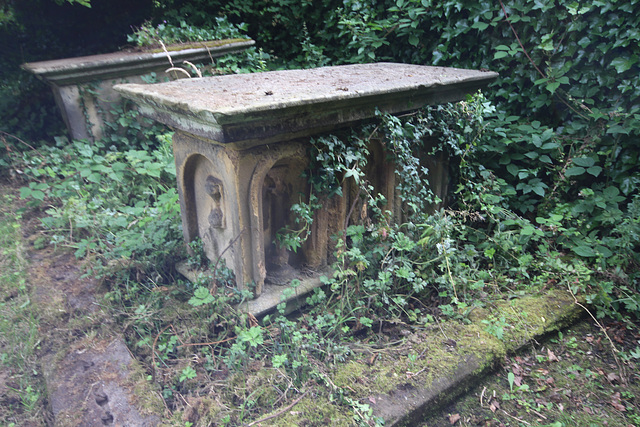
[42, 338, 162, 427]
[258, 290, 583, 426]
[23, 40, 254, 85]
[114, 63, 498, 149]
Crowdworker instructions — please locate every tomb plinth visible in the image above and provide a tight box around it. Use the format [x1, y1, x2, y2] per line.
[114, 63, 498, 314]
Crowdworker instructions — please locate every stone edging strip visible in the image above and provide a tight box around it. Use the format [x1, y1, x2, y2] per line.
[258, 289, 583, 426]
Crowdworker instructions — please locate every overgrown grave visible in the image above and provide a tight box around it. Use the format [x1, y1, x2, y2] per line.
[11, 61, 613, 424]
[115, 63, 497, 315]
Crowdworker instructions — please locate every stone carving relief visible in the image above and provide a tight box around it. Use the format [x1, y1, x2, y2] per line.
[204, 175, 225, 229]
[188, 155, 227, 264]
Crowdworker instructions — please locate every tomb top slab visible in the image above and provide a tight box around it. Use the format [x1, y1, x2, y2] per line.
[114, 63, 498, 149]
[23, 39, 255, 85]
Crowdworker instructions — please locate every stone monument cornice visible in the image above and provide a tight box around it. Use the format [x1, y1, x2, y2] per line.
[114, 63, 498, 149]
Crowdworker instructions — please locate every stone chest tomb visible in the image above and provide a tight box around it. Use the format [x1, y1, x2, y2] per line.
[114, 63, 497, 314]
[23, 39, 254, 141]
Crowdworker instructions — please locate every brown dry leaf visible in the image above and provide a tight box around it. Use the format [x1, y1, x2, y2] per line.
[489, 400, 500, 413]
[545, 377, 555, 385]
[558, 403, 564, 412]
[611, 392, 626, 412]
[611, 401, 626, 412]
[511, 363, 525, 376]
[514, 375, 523, 387]
[368, 396, 376, 404]
[547, 348, 559, 362]
[607, 372, 620, 383]
[449, 413, 461, 425]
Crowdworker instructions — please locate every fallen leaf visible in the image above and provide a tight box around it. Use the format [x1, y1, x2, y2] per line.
[547, 348, 559, 362]
[558, 403, 564, 412]
[368, 396, 376, 404]
[489, 400, 500, 413]
[449, 413, 461, 425]
[611, 401, 626, 412]
[607, 372, 620, 383]
[511, 363, 523, 375]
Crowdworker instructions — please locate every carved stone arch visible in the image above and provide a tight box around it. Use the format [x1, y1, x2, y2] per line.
[248, 144, 308, 294]
[182, 153, 226, 262]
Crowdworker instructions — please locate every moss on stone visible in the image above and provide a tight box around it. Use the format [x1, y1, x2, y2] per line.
[468, 289, 582, 353]
[147, 38, 252, 53]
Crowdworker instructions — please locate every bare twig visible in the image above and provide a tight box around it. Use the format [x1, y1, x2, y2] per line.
[501, 409, 531, 425]
[498, 0, 544, 78]
[151, 324, 174, 382]
[566, 284, 619, 353]
[177, 335, 236, 348]
[182, 61, 202, 78]
[566, 284, 628, 385]
[165, 67, 191, 78]
[159, 40, 174, 67]
[211, 228, 245, 293]
[1, 130, 45, 158]
[244, 390, 309, 426]
[498, 0, 589, 121]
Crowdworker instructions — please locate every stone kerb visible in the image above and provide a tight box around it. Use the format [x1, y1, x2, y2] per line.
[22, 39, 255, 141]
[115, 63, 498, 314]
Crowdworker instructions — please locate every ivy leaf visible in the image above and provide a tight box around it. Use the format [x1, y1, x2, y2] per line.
[572, 157, 595, 167]
[494, 51, 509, 59]
[546, 81, 561, 94]
[472, 21, 489, 31]
[606, 124, 629, 135]
[532, 185, 546, 197]
[188, 286, 214, 307]
[611, 57, 637, 73]
[573, 245, 597, 257]
[587, 166, 603, 176]
[565, 166, 585, 177]
[521, 224, 536, 235]
[539, 155, 553, 164]
[596, 245, 613, 258]
[540, 142, 559, 150]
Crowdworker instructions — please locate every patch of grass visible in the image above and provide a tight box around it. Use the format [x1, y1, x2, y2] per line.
[0, 185, 47, 425]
